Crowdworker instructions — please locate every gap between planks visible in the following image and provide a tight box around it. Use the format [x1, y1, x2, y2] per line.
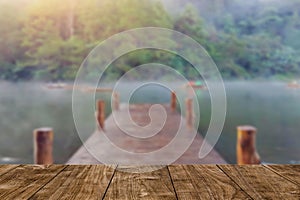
[0, 165, 20, 176]
[167, 166, 179, 200]
[217, 165, 300, 200]
[0, 165, 299, 200]
[263, 165, 300, 186]
[27, 166, 68, 199]
[101, 165, 118, 200]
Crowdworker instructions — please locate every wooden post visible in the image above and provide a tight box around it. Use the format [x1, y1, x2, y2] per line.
[33, 128, 53, 165]
[97, 100, 105, 130]
[170, 91, 176, 112]
[185, 98, 193, 128]
[237, 126, 261, 164]
[113, 92, 120, 111]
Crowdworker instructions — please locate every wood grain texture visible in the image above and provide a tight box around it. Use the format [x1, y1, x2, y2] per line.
[30, 165, 116, 200]
[265, 165, 300, 186]
[0, 165, 65, 199]
[104, 166, 177, 200]
[0, 165, 299, 199]
[0, 165, 19, 176]
[168, 165, 250, 200]
[218, 165, 300, 200]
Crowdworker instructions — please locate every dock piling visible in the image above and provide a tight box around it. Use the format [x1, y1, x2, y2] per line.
[113, 92, 120, 111]
[185, 98, 193, 128]
[237, 125, 261, 164]
[171, 91, 176, 112]
[33, 127, 53, 164]
[97, 100, 105, 130]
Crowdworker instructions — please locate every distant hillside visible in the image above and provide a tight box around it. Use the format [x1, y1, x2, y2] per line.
[1, 0, 300, 81]
[159, 0, 262, 19]
[158, 0, 300, 80]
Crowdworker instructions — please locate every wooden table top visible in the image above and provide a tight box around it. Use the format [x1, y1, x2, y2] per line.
[0, 165, 299, 199]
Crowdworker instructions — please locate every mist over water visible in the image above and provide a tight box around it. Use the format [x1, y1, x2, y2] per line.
[0, 81, 108, 163]
[0, 81, 299, 164]
[200, 81, 300, 164]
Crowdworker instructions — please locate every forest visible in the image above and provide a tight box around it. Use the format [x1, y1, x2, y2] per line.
[1, 0, 300, 81]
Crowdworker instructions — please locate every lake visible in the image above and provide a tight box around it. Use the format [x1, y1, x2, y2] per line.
[0, 81, 299, 164]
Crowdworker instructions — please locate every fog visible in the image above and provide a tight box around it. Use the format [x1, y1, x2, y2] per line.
[1, 81, 300, 164]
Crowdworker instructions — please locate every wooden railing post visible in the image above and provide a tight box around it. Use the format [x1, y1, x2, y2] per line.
[97, 100, 105, 130]
[185, 98, 193, 128]
[33, 128, 53, 164]
[113, 92, 120, 111]
[237, 125, 261, 164]
[170, 91, 176, 112]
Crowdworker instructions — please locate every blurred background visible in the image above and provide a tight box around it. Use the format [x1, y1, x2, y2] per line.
[0, 0, 300, 164]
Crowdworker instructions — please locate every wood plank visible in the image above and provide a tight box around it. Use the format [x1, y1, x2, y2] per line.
[168, 165, 250, 200]
[68, 104, 226, 164]
[264, 165, 300, 186]
[0, 165, 65, 199]
[103, 166, 177, 200]
[218, 165, 300, 200]
[30, 165, 116, 199]
[0, 165, 19, 176]
[0, 164, 299, 199]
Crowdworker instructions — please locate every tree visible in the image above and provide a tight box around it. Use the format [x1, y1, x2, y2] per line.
[174, 5, 206, 44]
[21, 0, 87, 80]
[0, 2, 25, 80]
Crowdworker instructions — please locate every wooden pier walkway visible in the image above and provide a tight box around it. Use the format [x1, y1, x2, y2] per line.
[0, 164, 299, 199]
[67, 103, 226, 164]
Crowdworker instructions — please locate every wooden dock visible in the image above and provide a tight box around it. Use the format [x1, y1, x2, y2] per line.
[0, 164, 299, 199]
[67, 103, 226, 164]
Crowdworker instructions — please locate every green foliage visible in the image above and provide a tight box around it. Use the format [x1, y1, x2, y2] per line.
[0, 2, 25, 80]
[1, 0, 300, 81]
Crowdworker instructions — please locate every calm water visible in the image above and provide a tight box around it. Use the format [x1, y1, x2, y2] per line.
[0, 81, 299, 164]
[199, 82, 300, 164]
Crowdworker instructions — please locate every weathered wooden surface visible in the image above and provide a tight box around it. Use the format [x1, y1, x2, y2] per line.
[168, 165, 251, 199]
[0, 165, 66, 199]
[0, 165, 299, 199]
[265, 165, 300, 186]
[104, 166, 176, 199]
[219, 165, 300, 199]
[30, 165, 116, 199]
[68, 104, 226, 164]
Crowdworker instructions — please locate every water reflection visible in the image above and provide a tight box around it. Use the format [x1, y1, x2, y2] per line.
[0, 81, 299, 164]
